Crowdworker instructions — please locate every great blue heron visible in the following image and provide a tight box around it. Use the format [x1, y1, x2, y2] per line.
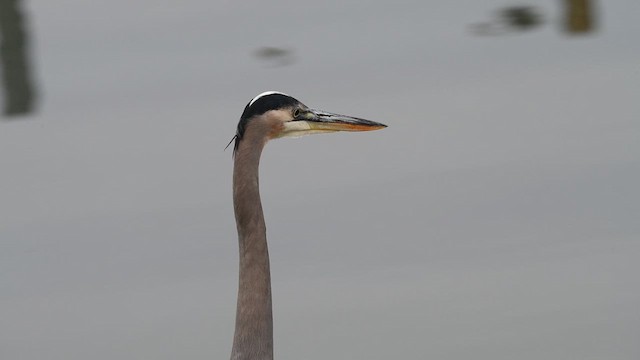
[229, 91, 386, 360]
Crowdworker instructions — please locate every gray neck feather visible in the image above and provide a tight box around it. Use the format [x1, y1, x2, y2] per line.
[231, 121, 273, 360]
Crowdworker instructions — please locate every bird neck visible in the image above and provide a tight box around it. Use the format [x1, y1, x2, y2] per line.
[231, 135, 273, 360]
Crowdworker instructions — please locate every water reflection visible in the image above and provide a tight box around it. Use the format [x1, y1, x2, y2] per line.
[500, 6, 543, 31]
[472, 0, 597, 36]
[254, 46, 295, 67]
[564, 0, 596, 34]
[0, 0, 36, 117]
[472, 6, 544, 35]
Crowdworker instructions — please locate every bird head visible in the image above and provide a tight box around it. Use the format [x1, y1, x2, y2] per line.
[229, 91, 387, 153]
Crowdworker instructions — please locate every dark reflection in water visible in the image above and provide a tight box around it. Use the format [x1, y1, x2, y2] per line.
[471, 6, 544, 36]
[500, 6, 543, 31]
[472, 0, 597, 36]
[0, 0, 36, 118]
[254, 47, 295, 67]
[565, 0, 596, 34]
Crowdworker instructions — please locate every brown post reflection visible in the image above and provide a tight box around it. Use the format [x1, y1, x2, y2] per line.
[565, 0, 596, 34]
[0, 0, 36, 117]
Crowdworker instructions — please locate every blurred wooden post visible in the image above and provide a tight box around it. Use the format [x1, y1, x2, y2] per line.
[565, 0, 595, 34]
[0, 0, 36, 116]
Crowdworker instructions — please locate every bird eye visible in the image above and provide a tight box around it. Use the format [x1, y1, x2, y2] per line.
[293, 109, 301, 119]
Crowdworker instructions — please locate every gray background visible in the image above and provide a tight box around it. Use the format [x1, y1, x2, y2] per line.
[1, 0, 639, 359]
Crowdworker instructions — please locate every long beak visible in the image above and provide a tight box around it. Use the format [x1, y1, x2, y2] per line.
[306, 109, 387, 132]
[281, 109, 386, 138]
[275, 109, 387, 137]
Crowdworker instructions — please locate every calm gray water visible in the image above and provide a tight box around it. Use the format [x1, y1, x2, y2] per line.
[1, 1, 639, 359]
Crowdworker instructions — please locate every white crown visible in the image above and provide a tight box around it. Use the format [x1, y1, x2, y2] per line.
[249, 91, 289, 106]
